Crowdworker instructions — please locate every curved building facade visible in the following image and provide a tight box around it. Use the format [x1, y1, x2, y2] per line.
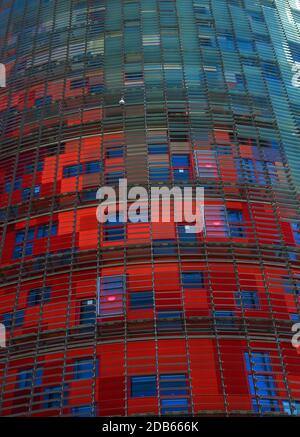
[1, 0, 300, 417]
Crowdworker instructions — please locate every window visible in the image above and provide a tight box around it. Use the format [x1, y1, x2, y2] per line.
[172, 155, 190, 181]
[157, 312, 183, 332]
[105, 171, 125, 184]
[15, 228, 34, 244]
[28, 287, 51, 306]
[292, 223, 300, 245]
[172, 155, 189, 167]
[82, 190, 97, 201]
[178, 225, 197, 242]
[149, 167, 170, 181]
[14, 231, 33, 259]
[204, 205, 228, 238]
[173, 168, 190, 181]
[22, 185, 40, 201]
[106, 148, 124, 158]
[74, 359, 98, 380]
[282, 400, 300, 416]
[218, 35, 234, 51]
[182, 272, 204, 288]
[199, 36, 214, 47]
[227, 209, 245, 237]
[70, 78, 88, 89]
[103, 213, 125, 241]
[148, 144, 168, 154]
[235, 291, 260, 310]
[80, 299, 96, 325]
[153, 239, 177, 255]
[282, 277, 300, 295]
[37, 223, 58, 238]
[43, 385, 68, 409]
[63, 161, 102, 178]
[17, 368, 42, 389]
[4, 178, 22, 193]
[63, 164, 83, 178]
[97, 275, 125, 317]
[2, 310, 24, 329]
[194, 150, 218, 178]
[160, 374, 189, 414]
[236, 158, 266, 185]
[131, 375, 156, 398]
[245, 352, 279, 413]
[161, 398, 189, 414]
[215, 311, 236, 330]
[238, 39, 254, 53]
[72, 405, 95, 417]
[290, 314, 299, 323]
[85, 161, 102, 174]
[35, 96, 52, 107]
[25, 161, 43, 174]
[130, 291, 154, 310]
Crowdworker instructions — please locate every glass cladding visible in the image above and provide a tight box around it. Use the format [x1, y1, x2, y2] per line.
[0, 0, 300, 416]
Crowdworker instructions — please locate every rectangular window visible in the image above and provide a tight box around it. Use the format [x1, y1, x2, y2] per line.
[292, 223, 300, 245]
[106, 148, 124, 158]
[80, 299, 96, 325]
[97, 275, 125, 317]
[148, 144, 168, 155]
[131, 375, 156, 398]
[290, 314, 299, 322]
[17, 368, 43, 389]
[235, 291, 260, 310]
[28, 287, 51, 306]
[218, 35, 234, 51]
[283, 277, 300, 295]
[182, 272, 204, 288]
[70, 78, 88, 89]
[4, 178, 22, 193]
[130, 291, 154, 310]
[103, 213, 125, 241]
[282, 400, 300, 416]
[63, 164, 83, 178]
[204, 205, 228, 238]
[43, 385, 68, 408]
[105, 171, 125, 184]
[194, 150, 218, 178]
[178, 225, 197, 242]
[82, 190, 97, 201]
[22, 185, 40, 201]
[236, 158, 266, 185]
[149, 167, 170, 181]
[173, 168, 190, 181]
[74, 359, 98, 380]
[160, 374, 189, 414]
[35, 96, 52, 107]
[172, 155, 189, 167]
[161, 397, 189, 414]
[215, 311, 236, 330]
[25, 161, 43, 174]
[245, 351, 279, 413]
[157, 312, 183, 332]
[238, 39, 255, 53]
[2, 310, 24, 329]
[172, 154, 190, 182]
[15, 228, 35, 244]
[37, 223, 58, 238]
[153, 239, 177, 255]
[227, 209, 245, 238]
[85, 161, 102, 174]
[72, 405, 95, 417]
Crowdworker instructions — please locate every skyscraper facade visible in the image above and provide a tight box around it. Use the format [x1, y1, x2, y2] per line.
[0, 0, 300, 417]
